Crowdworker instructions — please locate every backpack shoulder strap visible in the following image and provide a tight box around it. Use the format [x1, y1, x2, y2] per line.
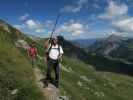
[58, 44, 60, 55]
[45, 44, 52, 58]
[47, 44, 52, 53]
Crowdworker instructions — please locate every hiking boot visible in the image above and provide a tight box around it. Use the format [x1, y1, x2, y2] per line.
[53, 80, 59, 88]
[49, 77, 54, 84]
[43, 81, 48, 88]
[40, 78, 49, 88]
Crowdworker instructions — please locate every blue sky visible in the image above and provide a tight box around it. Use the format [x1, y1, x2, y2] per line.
[0, 0, 133, 39]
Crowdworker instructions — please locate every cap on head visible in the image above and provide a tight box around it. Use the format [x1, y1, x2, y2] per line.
[52, 36, 58, 40]
[31, 41, 35, 47]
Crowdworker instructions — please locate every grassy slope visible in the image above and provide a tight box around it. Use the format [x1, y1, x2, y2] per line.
[35, 39, 133, 100]
[0, 22, 133, 100]
[85, 54, 133, 76]
[59, 57, 133, 100]
[0, 29, 45, 100]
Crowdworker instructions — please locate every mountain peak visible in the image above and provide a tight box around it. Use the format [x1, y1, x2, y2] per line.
[0, 19, 11, 33]
[106, 34, 123, 43]
[0, 19, 8, 25]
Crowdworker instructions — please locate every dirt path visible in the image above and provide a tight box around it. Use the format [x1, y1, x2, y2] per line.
[15, 40, 66, 100]
[33, 67, 60, 100]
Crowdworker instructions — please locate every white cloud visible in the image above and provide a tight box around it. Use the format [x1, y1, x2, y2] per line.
[61, 0, 88, 13]
[35, 29, 45, 33]
[104, 29, 129, 36]
[18, 12, 60, 34]
[15, 18, 46, 33]
[16, 13, 90, 37]
[98, 1, 128, 20]
[14, 24, 25, 30]
[112, 17, 133, 33]
[44, 20, 54, 28]
[25, 19, 37, 29]
[56, 20, 89, 36]
[16, 14, 57, 34]
[61, 5, 81, 13]
[24, 19, 45, 33]
[20, 13, 29, 21]
[97, 1, 132, 36]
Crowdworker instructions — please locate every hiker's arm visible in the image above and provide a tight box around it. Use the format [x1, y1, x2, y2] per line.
[59, 46, 64, 62]
[44, 39, 50, 63]
[44, 38, 51, 49]
[44, 57, 47, 63]
[35, 48, 38, 58]
[27, 49, 30, 57]
[59, 54, 63, 58]
[59, 54, 63, 62]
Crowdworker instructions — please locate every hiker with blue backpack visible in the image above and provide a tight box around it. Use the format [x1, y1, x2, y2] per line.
[43, 36, 64, 88]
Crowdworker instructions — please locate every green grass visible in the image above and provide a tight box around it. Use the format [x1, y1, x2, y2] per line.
[128, 43, 133, 49]
[1, 25, 133, 100]
[59, 57, 133, 100]
[35, 39, 133, 100]
[0, 29, 45, 100]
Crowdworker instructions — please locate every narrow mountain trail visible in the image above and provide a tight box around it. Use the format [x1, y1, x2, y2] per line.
[33, 67, 60, 100]
[15, 39, 68, 100]
[15, 39, 60, 99]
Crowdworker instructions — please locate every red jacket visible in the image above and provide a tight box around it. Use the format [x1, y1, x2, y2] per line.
[27, 47, 37, 58]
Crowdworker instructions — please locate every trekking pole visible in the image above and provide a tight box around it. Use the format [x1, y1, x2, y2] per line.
[49, 12, 61, 40]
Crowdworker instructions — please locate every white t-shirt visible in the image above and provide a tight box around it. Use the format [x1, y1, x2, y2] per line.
[48, 44, 64, 60]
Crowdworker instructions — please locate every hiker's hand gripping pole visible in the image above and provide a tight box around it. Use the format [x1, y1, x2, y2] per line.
[44, 13, 61, 49]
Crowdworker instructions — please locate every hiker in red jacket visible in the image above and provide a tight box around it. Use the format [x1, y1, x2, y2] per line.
[27, 42, 38, 67]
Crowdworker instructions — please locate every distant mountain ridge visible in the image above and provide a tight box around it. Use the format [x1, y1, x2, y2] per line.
[71, 38, 98, 48]
[58, 36, 88, 60]
[1, 19, 133, 100]
[88, 34, 133, 63]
